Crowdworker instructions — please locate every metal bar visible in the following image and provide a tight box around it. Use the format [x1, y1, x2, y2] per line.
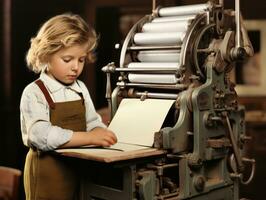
[117, 82, 187, 90]
[225, 114, 243, 171]
[152, 0, 156, 12]
[132, 91, 178, 99]
[128, 45, 182, 51]
[111, 86, 121, 119]
[197, 48, 215, 53]
[152, 15, 195, 23]
[116, 68, 178, 74]
[235, 0, 241, 47]
[106, 72, 112, 122]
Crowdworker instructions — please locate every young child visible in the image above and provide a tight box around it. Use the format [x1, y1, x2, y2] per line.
[20, 13, 117, 200]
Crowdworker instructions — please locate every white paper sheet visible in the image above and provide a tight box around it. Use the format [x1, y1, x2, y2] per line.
[57, 147, 122, 154]
[108, 98, 175, 147]
[56, 143, 149, 154]
[108, 142, 150, 151]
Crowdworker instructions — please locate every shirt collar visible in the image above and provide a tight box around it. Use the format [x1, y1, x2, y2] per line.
[39, 72, 82, 94]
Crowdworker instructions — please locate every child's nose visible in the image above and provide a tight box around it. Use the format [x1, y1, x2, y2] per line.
[71, 62, 79, 71]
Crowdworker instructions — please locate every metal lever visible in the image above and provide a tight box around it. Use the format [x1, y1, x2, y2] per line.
[235, 0, 241, 48]
[224, 113, 244, 172]
[102, 62, 116, 121]
[230, 0, 248, 61]
[152, 0, 157, 12]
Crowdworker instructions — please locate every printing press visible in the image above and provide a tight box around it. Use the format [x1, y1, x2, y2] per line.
[58, 0, 256, 199]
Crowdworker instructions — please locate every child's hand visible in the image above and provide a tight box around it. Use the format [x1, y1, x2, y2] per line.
[88, 128, 117, 147]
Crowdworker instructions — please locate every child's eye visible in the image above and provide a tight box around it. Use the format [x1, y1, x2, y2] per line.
[62, 58, 71, 63]
[79, 58, 86, 63]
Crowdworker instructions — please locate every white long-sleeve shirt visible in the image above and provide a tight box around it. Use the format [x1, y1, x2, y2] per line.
[20, 72, 106, 151]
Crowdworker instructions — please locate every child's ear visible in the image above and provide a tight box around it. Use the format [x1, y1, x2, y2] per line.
[41, 55, 50, 66]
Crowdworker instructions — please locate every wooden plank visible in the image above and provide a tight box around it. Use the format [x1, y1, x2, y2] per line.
[56, 147, 166, 163]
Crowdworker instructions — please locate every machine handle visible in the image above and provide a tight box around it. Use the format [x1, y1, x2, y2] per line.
[240, 158, 256, 185]
[230, 157, 256, 185]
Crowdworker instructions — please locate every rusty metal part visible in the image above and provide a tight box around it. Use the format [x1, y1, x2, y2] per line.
[207, 138, 231, 148]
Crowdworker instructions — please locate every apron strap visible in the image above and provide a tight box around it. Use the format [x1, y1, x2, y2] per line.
[77, 92, 84, 105]
[75, 81, 84, 104]
[35, 79, 56, 109]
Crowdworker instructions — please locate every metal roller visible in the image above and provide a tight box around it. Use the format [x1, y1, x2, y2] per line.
[158, 3, 209, 17]
[134, 32, 185, 46]
[128, 74, 178, 84]
[137, 50, 180, 62]
[142, 21, 189, 33]
[129, 91, 178, 99]
[128, 62, 180, 70]
[152, 15, 195, 23]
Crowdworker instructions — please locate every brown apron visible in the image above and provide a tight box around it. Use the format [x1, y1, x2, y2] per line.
[24, 79, 86, 200]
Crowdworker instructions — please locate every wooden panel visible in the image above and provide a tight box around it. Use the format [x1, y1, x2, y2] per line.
[56, 147, 166, 163]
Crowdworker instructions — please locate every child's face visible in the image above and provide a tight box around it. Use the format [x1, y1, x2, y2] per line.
[47, 44, 88, 84]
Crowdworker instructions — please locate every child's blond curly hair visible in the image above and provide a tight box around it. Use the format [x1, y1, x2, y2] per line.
[26, 13, 97, 73]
